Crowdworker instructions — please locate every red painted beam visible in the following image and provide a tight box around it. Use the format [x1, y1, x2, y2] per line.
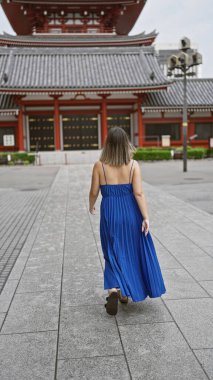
[17, 105, 25, 151]
[101, 95, 108, 147]
[22, 98, 137, 107]
[137, 96, 144, 147]
[53, 97, 61, 150]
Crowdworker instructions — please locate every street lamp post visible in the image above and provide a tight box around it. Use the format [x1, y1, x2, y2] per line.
[182, 67, 187, 172]
[167, 37, 202, 172]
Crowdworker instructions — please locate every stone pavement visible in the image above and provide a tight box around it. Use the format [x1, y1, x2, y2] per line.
[0, 164, 213, 380]
[0, 166, 59, 294]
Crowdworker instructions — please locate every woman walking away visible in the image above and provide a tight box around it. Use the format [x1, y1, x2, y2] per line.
[89, 127, 166, 316]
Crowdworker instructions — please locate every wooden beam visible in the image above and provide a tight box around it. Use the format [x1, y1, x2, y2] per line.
[101, 95, 108, 147]
[53, 97, 61, 151]
[137, 96, 144, 147]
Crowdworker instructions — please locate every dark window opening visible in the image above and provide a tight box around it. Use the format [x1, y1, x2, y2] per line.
[107, 114, 131, 140]
[145, 123, 181, 141]
[195, 123, 213, 140]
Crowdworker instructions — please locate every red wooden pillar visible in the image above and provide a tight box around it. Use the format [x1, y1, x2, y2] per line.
[54, 97, 61, 151]
[137, 96, 144, 147]
[101, 95, 108, 147]
[18, 104, 25, 151]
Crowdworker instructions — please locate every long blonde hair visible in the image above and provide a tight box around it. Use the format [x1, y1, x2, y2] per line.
[99, 127, 137, 166]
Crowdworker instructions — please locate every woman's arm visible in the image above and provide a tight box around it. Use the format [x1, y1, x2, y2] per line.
[89, 161, 100, 214]
[132, 160, 149, 235]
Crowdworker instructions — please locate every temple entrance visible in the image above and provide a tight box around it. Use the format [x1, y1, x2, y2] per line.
[29, 116, 55, 151]
[107, 114, 131, 139]
[62, 115, 99, 150]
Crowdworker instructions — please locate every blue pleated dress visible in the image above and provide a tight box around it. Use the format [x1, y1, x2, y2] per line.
[100, 160, 166, 302]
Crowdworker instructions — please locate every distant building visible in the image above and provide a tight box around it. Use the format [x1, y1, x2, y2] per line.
[156, 48, 200, 78]
[0, 0, 212, 152]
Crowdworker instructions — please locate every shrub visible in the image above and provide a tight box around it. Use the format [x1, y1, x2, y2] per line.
[133, 149, 171, 161]
[187, 148, 207, 159]
[0, 153, 35, 164]
[206, 148, 213, 158]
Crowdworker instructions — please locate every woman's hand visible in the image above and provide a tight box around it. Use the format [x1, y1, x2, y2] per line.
[142, 219, 149, 236]
[89, 206, 96, 215]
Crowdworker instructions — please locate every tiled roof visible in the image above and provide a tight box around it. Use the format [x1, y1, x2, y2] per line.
[0, 93, 16, 109]
[0, 93, 18, 114]
[0, 78, 212, 113]
[0, 46, 170, 92]
[143, 79, 213, 109]
[0, 31, 157, 47]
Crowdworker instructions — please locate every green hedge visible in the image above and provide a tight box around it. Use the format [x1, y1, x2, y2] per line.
[187, 148, 207, 159]
[207, 148, 213, 158]
[133, 146, 211, 160]
[173, 147, 207, 159]
[133, 149, 171, 161]
[0, 153, 35, 164]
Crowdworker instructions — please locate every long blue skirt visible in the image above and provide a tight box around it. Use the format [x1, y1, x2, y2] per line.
[100, 183, 166, 302]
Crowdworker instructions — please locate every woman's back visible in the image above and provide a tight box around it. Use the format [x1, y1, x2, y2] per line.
[99, 159, 134, 186]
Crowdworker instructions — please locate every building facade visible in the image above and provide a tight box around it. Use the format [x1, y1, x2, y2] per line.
[0, 0, 213, 152]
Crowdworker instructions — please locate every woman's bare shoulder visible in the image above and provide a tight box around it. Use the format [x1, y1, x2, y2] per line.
[93, 160, 102, 170]
[133, 159, 140, 168]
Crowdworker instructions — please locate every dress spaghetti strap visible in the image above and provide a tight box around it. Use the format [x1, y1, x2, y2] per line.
[102, 162, 107, 185]
[129, 159, 134, 184]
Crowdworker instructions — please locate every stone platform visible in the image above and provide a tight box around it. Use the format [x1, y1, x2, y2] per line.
[0, 163, 212, 380]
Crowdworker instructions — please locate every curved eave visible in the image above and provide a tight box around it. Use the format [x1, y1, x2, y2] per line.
[0, 36, 156, 48]
[2, 0, 146, 35]
[0, 85, 168, 95]
[116, 2, 146, 35]
[1, 3, 32, 35]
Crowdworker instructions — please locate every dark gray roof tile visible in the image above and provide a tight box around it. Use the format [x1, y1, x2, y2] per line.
[0, 46, 170, 91]
[0, 94, 17, 113]
[143, 79, 213, 109]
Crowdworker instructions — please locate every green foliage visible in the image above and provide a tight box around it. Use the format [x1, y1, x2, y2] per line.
[133, 146, 209, 160]
[207, 148, 213, 158]
[133, 149, 171, 161]
[187, 148, 207, 159]
[0, 153, 35, 164]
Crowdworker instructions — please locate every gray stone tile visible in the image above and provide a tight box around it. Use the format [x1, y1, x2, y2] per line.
[161, 269, 209, 299]
[179, 223, 213, 247]
[194, 349, 213, 380]
[202, 246, 213, 258]
[58, 305, 123, 359]
[119, 322, 208, 380]
[0, 331, 57, 380]
[25, 256, 63, 274]
[1, 291, 60, 334]
[0, 314, 6, 329]
[63, 254, 102, 275]
[180, 257, 213, 281]
[16, 272, 62, 293]
[8, 257, 27, 280]
[30, 246, 62, 256]
[0, 280, 19, 313]
[199, 281, 213, 297]
[64, 243, 97, 257]
[154, 247, 182, 269]
[62, 272, 104, 307]
[116, 297, 172, 325]
[164, 298, 213, 349]
[57, 356, 130, 380]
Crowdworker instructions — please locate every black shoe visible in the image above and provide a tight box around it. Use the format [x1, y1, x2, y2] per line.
[104, 291, 118, 315]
